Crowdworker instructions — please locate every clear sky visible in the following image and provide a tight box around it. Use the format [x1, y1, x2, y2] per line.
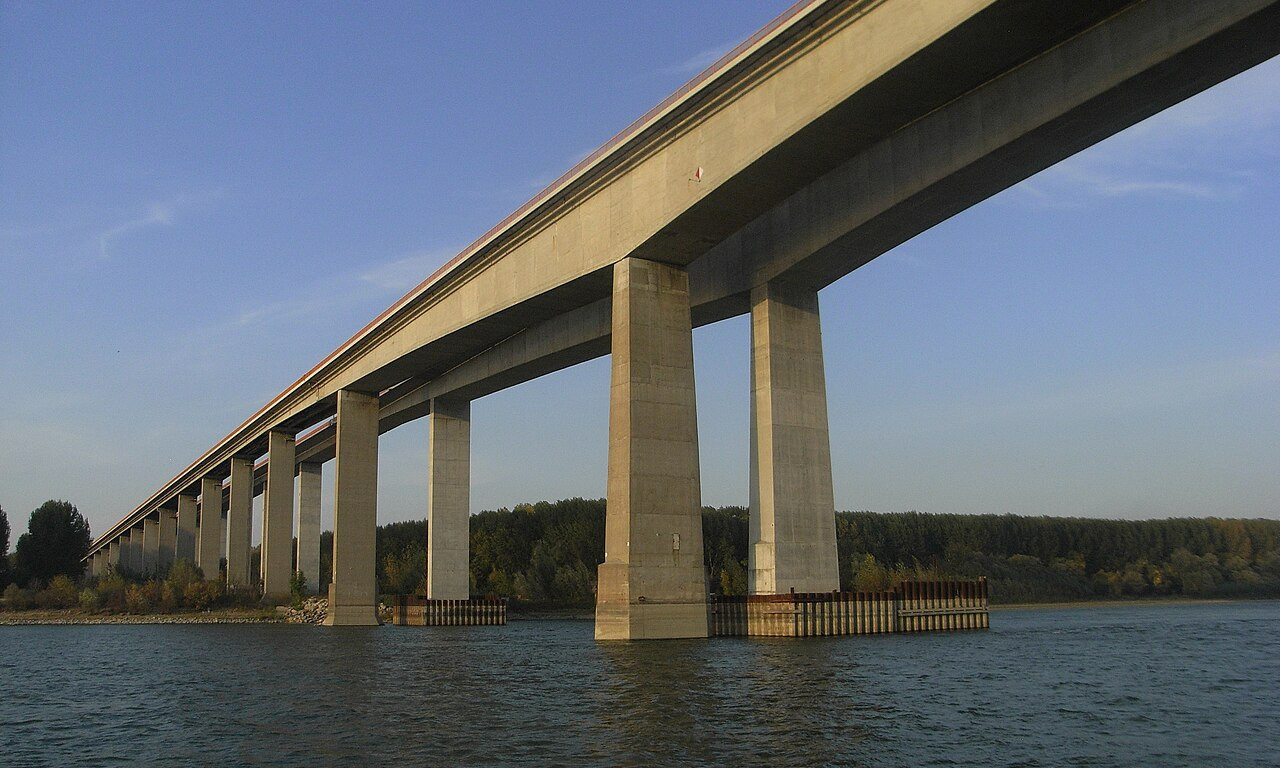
[2, 2, 1277, 543]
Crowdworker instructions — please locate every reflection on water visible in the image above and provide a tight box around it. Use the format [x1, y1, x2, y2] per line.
[1, 602, 1276, 767]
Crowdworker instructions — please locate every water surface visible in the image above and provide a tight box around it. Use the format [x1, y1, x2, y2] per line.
[1, 601, 1276, 766]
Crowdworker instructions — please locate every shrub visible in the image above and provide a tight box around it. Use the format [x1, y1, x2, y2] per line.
[124, 584, 153, 614]
[96, 571, 128, 611]
[290, 571, 308, 608]
[158, 582, 180, 612]
[184, 580, 223, 611]
[36, 574, 80, 609]
[79, 588, 101, 612]
[4, 583, 34, 610]
[166, 559, 202, 596]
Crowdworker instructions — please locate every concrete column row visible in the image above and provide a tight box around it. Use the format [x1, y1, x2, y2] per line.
[90, 265, 839, 640]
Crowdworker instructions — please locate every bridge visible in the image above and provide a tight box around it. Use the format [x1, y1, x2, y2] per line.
[84, 0, 1280, 638]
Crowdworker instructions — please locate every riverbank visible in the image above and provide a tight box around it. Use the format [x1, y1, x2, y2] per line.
[0, 607, 284, 625]
[990, 596, 1275, 612]
[4, 596, 1272, 625]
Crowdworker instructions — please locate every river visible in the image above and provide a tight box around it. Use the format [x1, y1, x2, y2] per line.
[1, 601, 1276, 767]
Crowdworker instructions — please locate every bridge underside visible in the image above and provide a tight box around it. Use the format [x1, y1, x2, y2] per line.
[87, 0, 1280, 639]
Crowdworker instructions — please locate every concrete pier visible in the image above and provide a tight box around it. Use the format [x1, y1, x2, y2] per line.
[596, 258, 708, 640]
[126, 528, 142, 574]
[226, 457, 254, 588]
[197, 477, 222, 580]
[296, 461, 322, 595]
[325, 390, 380, 626]
[158, 508, 176, 570]
[142, 518, 160, 576]
[176, 494, 197, 563]
[107, 540, 120, 572]
[748, 281, 839, 594]
[262, 431, 296, 602]
[427, 398, 470, 600]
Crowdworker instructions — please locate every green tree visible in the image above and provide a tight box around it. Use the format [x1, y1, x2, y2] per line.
[13, 500, 92, 586]
[0, 503, 10, 589]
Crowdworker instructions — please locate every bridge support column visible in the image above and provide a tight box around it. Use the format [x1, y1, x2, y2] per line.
[427, 398, 470, 600]
[296, 461, 322, 595]
[324, 389, 380, 626]
[262, 431, 296, 603]
[596, 257, 708, 640]
[126, 528, 142, 574]
[90, 552, 101, 578]
[142, 518, 160, 576]
[107, 540, 121, 572]
[197, 478, 223, 581]
[226, 457, 254, 589]
[176, 494, 197, 563]
[158, 508, 176, 571]
[748, 281, 839, 594]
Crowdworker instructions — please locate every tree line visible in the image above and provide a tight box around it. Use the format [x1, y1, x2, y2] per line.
[5, 498, 1279, 609]
[352, 499, 1280, 606]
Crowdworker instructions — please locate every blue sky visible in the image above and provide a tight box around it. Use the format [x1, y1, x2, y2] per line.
[2, 2, 1277, 542]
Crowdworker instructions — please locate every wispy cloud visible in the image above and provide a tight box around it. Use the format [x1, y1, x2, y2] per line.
[91, 189, 224, 262]
[359, 248, 456, 293]
[96, 203, 172, 260]
[1015, 164, 1247, 208]
[1006, 56, 1280, 209]
[659, 43, 735, 77]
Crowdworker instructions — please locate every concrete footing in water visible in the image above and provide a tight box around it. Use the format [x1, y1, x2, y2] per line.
[710, 578, 989, 638]
[390, 596, 507, 626]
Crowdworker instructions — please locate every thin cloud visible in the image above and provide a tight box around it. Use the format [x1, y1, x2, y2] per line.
[1033, 164, 1243, 203]
[92, 189, 224, 262]
[659, 43, 735, 77]
[97, 203, 172, 260]
[359, 248, 456, 293]
[1004, 56, 1280, 210]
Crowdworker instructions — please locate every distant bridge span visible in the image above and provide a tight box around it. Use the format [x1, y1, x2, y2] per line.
[86, 0, 1280, 638]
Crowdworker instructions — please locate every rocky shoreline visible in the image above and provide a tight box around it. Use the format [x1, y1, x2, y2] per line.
[0, 608, 283, 625]
[0, 597, 398, 625]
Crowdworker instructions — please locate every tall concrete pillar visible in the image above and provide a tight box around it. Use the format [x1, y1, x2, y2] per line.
[324, 389, 380, 626]
[262, 431, 296, 603]
[226, 457, 254, 588]
[142, 518, 160, 576]
[427, 398, 470, 600]
[176, 494, 197, 563]
[91, 552, 102, 578]
[158, 508, 176, 571]
[197, 477, 223, 580]
[748, 281, 839, 594]
[107, 540, 121, 572]
[296, 461, 322, 595]
[126, 528, 142, 574]
[595, 257, 708, 640]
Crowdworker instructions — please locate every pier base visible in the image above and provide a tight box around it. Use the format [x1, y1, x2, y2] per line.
[709, 578, 989, 637]
[390, 596, 507, 626]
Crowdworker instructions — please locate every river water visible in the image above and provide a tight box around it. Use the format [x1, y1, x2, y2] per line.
[1, 601, 1276, 767]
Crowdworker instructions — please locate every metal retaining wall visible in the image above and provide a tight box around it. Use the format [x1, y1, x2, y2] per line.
[709, 578, 988, 638]
[391, 596, 508, 626]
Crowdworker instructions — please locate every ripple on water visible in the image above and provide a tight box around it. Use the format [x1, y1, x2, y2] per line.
[0, 603, 1278, 766]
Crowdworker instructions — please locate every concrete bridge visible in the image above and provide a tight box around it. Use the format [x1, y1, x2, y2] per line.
[84, 0, 1280, 638]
